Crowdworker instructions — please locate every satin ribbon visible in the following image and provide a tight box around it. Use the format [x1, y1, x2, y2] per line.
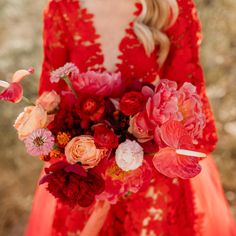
[80, 200, 111, 236]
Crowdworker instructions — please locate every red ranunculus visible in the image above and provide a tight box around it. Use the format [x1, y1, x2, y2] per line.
[94, 124, 118, 149]
[39, 161, 105, 208]
[77, 96, 105, 122]
[120, 91, 146, 116]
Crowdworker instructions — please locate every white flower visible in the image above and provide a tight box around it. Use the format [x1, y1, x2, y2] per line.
[115, 139, 144, 171]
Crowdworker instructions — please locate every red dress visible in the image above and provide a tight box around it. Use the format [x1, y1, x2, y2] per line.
[26, 0, 236, 235]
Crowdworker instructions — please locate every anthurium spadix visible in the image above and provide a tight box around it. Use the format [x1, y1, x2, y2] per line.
[0, 68, 34, 103]
[153, 120, 206, 179]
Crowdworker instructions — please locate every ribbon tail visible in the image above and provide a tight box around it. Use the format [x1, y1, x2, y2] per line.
[80, 200, 111, 236]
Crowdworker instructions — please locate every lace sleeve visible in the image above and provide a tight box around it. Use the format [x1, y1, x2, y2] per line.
[160, 0, 218, 153]
[39, 0, 69, 95]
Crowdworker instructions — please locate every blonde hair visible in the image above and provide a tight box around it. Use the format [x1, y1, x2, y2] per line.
[134, 0, 179, 66]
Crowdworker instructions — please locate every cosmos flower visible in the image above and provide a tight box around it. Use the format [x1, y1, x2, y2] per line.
[50, 63, 79, 83]
[24, 128, 54, 156]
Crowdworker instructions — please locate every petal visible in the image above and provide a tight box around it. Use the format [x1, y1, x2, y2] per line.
[175, 154, 202, 179]
[160, 120, 192, 148]
[0, 82, 23, 103]
[0, 80, 10, 88]
[11, 68, 34, 83]
[153, 147, 180, 178]
[141, 86, 154, 98]
[65, 164, 87, 177]
[153, 147, 202, 179]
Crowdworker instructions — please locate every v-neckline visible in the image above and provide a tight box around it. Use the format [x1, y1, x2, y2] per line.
[79, 0, 140, 73]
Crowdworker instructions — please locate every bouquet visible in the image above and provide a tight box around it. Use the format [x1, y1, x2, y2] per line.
[0, 63, 207, 208]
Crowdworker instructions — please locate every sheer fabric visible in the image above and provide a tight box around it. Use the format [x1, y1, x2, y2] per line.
[26, 0, 236, 235]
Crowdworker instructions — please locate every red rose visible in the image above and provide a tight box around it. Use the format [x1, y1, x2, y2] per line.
[120, 91, 145, 116]
[94, 125, 118, 149]
[77, 96, 105, 122]
[39, 161, 105, 208]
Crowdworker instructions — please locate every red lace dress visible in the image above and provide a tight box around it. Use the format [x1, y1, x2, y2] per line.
[26, 0, 236, 235]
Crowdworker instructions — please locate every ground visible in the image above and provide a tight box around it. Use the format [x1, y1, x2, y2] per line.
[0, 0, 235, 235]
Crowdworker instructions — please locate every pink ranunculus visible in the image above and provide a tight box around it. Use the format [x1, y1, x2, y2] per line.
[65, 136, 108, 168]
[71, 71, 123, 98]
[115, 140, 144, 171]
[153, 120, 205, 179]
[146, 80, 181, 127]
[36, 90, 61, 112]
[14, 105, 48, 140]
[0, 69, 34, 103]
[128, 113, 153, 143]
[177, 82, 206, 140]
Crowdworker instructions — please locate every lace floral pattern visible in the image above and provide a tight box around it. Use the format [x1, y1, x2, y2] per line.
[39, 0, 217, 235]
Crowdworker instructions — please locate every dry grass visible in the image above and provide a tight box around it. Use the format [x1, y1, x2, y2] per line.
[0, 0, 235, 235]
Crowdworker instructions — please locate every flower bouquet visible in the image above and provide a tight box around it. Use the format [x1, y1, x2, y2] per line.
[0, 63, 207, 208]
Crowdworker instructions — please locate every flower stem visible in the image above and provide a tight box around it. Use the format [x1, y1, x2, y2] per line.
[64, 76, 78, 98]
[22, 96, 35, 106]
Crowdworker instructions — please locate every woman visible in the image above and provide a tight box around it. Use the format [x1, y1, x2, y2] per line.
[26, 0, 236, 235]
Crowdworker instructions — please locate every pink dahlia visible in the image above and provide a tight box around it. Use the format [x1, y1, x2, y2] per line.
[96, 159, 152, 204]
[24, 128, 54, 156]
[50, 63, 79, 83]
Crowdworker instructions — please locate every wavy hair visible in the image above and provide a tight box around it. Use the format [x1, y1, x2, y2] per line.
[134, 0, 179, 66]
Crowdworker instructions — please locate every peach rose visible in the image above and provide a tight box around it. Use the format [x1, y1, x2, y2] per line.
[65, 135, 108, 168]
[14, 105, 48, 140]
[36, 90, 60, 112]
[128, 114, 153, 143]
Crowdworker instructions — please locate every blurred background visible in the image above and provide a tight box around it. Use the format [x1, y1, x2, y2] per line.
[0, 0, 235, 235]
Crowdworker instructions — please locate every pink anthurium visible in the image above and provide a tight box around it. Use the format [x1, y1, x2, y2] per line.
[0, 68, 34, 103]
[153, 120, 206, 179]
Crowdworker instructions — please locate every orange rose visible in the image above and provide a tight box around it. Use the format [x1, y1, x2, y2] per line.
[14, 105, 47, 140]
[36, 90, 60, 112]
[65, 135, 108, 168]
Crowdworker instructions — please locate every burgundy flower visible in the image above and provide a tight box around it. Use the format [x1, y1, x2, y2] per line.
[40, 161, 105, 208]
[94, 124, 118, 149]
[120, 91, 146, 116]
[77, 96, 105, 122]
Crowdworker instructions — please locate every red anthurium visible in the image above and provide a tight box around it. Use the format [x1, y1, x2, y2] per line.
[0, 69, 34, 103]
[153, 120, 206, 179]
